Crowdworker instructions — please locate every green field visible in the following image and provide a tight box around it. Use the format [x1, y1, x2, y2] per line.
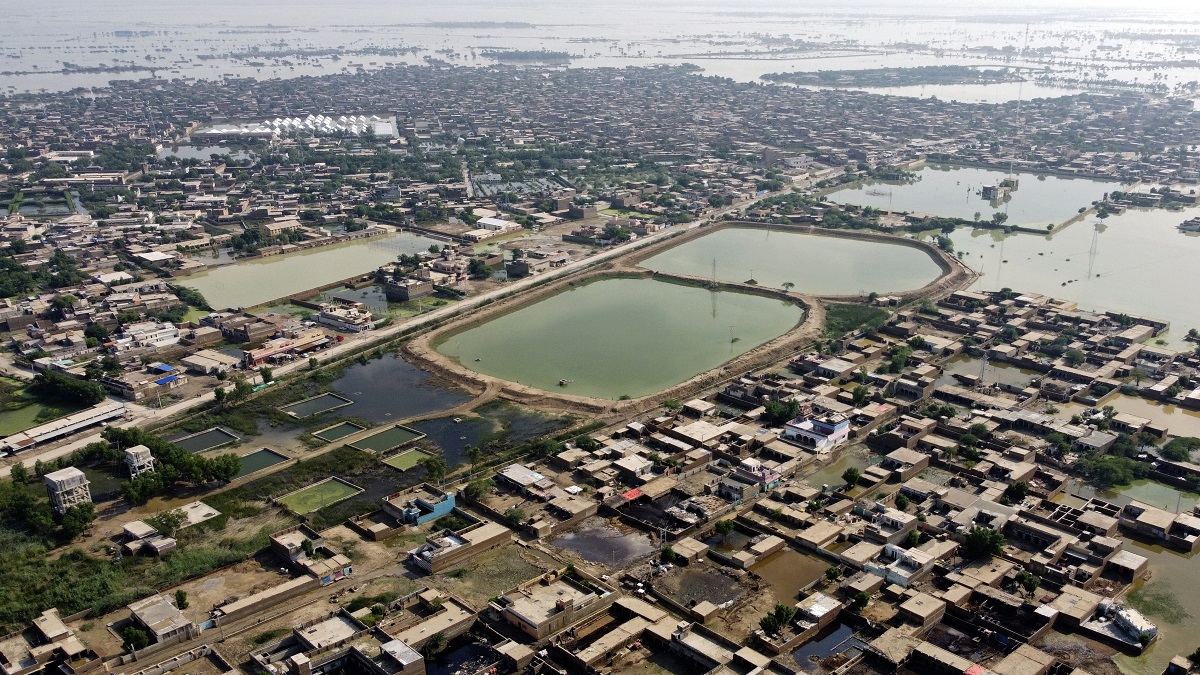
[383, 449, 433, 471]
[277, 478, 362, 514]
[601, 208, 658, 220]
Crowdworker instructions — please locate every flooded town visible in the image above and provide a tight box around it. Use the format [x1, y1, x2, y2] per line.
[2, 3, 1200, 675]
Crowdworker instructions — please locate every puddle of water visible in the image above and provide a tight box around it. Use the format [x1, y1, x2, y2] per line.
[552, 517, 656, 567]
[750, 549, 830, 603]
[668, 569, 743, 607]
[703, 530, 752, 552]
[793, 622, 865, 670]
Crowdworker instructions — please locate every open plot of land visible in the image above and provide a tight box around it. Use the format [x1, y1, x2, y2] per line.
[383, 449, 434, 471]
[280, 393, 353, 418]
[173, 427, 240, 453]
[313, 421, 367, 442]
[277, 478, 363, 514]
[426, 545, 555, 607]
[347, 425, 424, 452]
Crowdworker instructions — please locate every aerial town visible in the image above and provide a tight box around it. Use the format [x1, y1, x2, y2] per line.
[2, 5, 1200, 675]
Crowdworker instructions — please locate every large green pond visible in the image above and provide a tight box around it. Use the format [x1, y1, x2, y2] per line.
[830, 164, 1115, 225]
[640, 227, 944, 295]
[176, 232, 439, 309]
[436, 277, 804, 399]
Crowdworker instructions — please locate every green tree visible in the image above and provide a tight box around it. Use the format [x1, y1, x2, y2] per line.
[825, 566, 841, 581]
[853, 592, 871, 609]
[49, 293, 78, 317]
[122, 627, 150, 652]
[905, 529, 921, 548]
[1162, 438, 1200, 462]
[60, 503, 96, 539]
[258, 366, 273, 383]
[467, 258, 491, 279]
[10, 463, 28, 484]
[464, 478, 494, 501]
[760, 399, 801, 426]
[842, 467, 861, 487]
[466, 444, 484, 466]
[1130, 367, 1150, 386]
[759, 604, 797, 634]
[29, 370, 107, 406]
[175, 589, 189, 610]
[504, 507, 528, 528]
[715, 519, 735, 536]
[418, 454, 450, 483]
[1002, 481, 1030, 504]
[147, 508, 188, 537]
[963, 526, 1006, 559]
[1016, 571, 1040, 594]
[228, 377, 253, 404]
[661, 546, 677, 564]
[1064, 349, 1086, 367]
[894, 493, 910, 511]
[852, 385, 870, 406]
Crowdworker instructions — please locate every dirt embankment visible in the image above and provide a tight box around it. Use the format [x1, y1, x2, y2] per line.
[404, 268, 825, 419]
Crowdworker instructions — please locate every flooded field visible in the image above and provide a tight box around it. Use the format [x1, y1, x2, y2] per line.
[331, 353, 470, 423]
[1114, 541, 1200, 675]
[642, 227, 943, 296]
[803, 447, 877, 490]
[935, 355, 1040, 389]
[312, 421, 367, 443]
[749, 549, 831, 603]
[1056, 394, 1200, 439]
[552, 517, 657, 568]
[437, 277, 804, 399]
[408, 417, 491, 467]
[1071, 479, 1200, 514]
[658, 567, 744, 608]
[941, 205, 1200, 348]
[831, 164, 1115, 226]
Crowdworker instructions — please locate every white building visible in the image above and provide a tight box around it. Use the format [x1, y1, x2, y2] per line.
[44, 467, 91, 515]
[125, 444, 155, 479]
[315, 302, 376, 333]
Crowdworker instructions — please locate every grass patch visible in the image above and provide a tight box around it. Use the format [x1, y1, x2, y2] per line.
[277, 478, 362, 515]
[346, 591, 398, 613]
[822, 303, 889, 339]
[0, 504, 290, 633]
[252, 628, 289, 645]
[383, 449, 433, 471]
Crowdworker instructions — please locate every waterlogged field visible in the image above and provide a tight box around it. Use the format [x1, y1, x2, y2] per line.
[831, 164, 1115, 226]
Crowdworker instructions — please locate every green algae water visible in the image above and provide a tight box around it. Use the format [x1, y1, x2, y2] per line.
[437, 277, 803, 399]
